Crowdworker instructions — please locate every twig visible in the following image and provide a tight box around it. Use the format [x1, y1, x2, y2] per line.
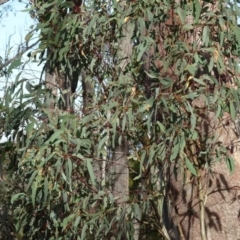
[0, 40, 40, 70]
[0, 0, 9, 6]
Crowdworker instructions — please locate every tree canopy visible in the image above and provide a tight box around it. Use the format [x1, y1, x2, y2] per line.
[1, 0, 240, 239]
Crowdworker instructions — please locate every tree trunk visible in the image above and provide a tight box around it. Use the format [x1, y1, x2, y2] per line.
[82, 70, 93, 114]
[44, 49, 58, 116]
[111, 5, 134, 237]
[0, 0, 9, 6]
[112, 22, 132, 203]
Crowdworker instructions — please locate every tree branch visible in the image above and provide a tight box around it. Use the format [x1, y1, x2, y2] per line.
[0, 0, 9, 6]
[0, 40, 40, 71]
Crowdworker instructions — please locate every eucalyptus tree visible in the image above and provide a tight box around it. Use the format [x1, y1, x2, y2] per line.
[1, 0, 240, 239]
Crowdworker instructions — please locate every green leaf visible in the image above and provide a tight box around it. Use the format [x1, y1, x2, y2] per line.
[134, 203, 141, 220]
[66, 158, 73, 183]
[137, 41, 148, 62]
[90, 58, 97, 72]
[11, 193, 26, 204]
[138, 17, 146, 36]
[62, 214, 75, 230]
[193, 0, 201, 24]
[47, 130, 64, 144]
[134, 149, 146, 180]
[190, 113, 196, 131]
[215, 104, 222, 119]
[25, 32, 34, 42]
[62, 190, 69, 212]
[148, 145, 156, 165]
[122, 114, 127, 131]
[144, 71, 158, 79]
[146, 8, 154, 23]
[138, 97, 154, 113]
[220, 31, 224, 48]
[157, 121, 166, 133]
[81, 224, 88, 240]
[43, 177, 49, 206]
[187, 64, 197, 75]
[233, 26, 240, 47]
[177, 7, 186, 24]
[31, 178, 38, 208]
[208, 58, 214, 72]
[25, 81, 33, 93]
[98, 135, 107, 152]
[26, 121, 35, 136]
[226, 156, 235, 174]
[7, 58, 22, 73]
[74, 216, 81, 228]
[182, 23, 193, 31]
[170, 139, 180, 162]
[193, 77, 206, 86]
[87, 160, 96, 186]
[26, 170, 39, 191]
[185, 158, 197, 176]
[202, 26, 209, 46]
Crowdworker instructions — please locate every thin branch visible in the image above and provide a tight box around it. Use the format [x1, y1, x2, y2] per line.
[0, 0, 9, 5]
[0, 39, 40, 70]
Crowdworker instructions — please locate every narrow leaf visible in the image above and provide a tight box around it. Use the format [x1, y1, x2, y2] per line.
[87, 160, 96, 186]
[185, 158, 197, 176]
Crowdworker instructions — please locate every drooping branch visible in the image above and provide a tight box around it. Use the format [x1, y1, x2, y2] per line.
[0, 0, 9, 6]
[0, 40, 40, 71]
